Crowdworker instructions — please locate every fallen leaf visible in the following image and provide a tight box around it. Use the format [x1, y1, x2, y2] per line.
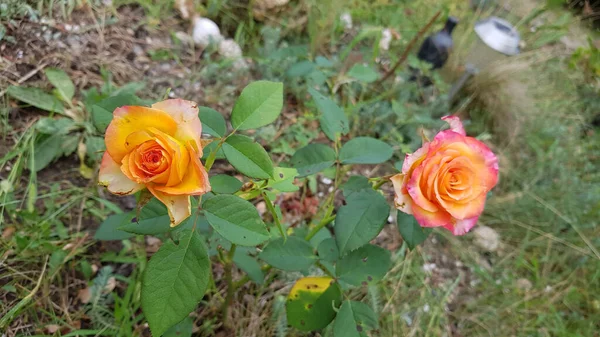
[2, 226, 15, 239]
[104, 277, 116, 293]
[46, 324, 60, 333]
[78, 287, 91, 304]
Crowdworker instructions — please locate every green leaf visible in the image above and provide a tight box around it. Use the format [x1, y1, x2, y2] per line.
[209, 174, 243, 194]
[7, 86, 65, 114]
[308, 88, 349, 141]
[233, 249, 265, 285]
[94, 212, 135, 241]
[223, 135, 274, 179]
[286, 61, 316, 78]
[336, 244, 391, 287]
[333, 301, 378, 337]
[231, 81, 283, 130]
[90, 105, 113, 133]
[199, 106, 226, 137]
[35, 117, 75, 135]
[341, 176, 371, 198]
[339, 137, 393, 164]
[396, 211, 431, 250]
[163, 317, 193, 337]
[142, 229, 210, 337]
[203, 195, 270, 246]
[49, 250, 68, 277]
[45, 68, 75, 103]
[85, 136, 105, 162]
[286, 277, 342, 331]
[347, 64, 379, 83]
[315, 56, 334, 68]
[290, 144, 336, 177]
[266, 167, 299, 192]
[259, 236, 316, 272]
[111, 82, 146, 96]
[335, 189, 390, 254]
[33, 134, 65, 171]
[317, 238, 340, 262]
[119, 198, 197, 235]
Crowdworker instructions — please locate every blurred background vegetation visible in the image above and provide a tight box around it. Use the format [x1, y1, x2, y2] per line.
[1, 0, 599, 336]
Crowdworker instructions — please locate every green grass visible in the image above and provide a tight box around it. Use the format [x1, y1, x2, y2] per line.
[1, 0, 599, 335]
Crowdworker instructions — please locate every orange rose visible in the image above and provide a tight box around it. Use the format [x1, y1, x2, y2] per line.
[391, 116, 498, 235]
[99, 99, 211, 226]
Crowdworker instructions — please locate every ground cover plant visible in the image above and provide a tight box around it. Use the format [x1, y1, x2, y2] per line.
[1, 0, 599, 336]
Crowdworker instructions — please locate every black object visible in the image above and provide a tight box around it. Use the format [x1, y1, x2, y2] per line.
[409, 17, 458, 86]
[417, 16, 459, 69]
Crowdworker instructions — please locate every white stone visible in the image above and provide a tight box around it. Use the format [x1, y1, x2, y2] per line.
[379, 28, 393, 51]
[192, 17, 223, 47]
[423, 263, 436, 273]
[255, 0, 289, 9]
[340, 12, 353, 30]
[218, 39, 243, 59]
[473, 225, 500, 252]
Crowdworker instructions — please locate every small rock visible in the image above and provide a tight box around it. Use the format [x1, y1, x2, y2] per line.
[218, 39, 243, 59]
[516, 278, 532, 291]
[254, 0, 289, 9]
[379, 28, 393, 51]
[192, 17, 223, 47]
[133, 44, 145, 56]
[423, 263, 436, 273]
[340, 12, 353, 30]
[473, 225, 500, 252]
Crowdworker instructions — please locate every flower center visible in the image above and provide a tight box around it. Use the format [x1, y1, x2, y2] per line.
[132, 140, 171, 180]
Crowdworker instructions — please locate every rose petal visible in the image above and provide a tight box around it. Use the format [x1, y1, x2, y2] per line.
[402, 143, 430, 174]
[390, 173, 412, 214]
[465, 137, 499, 188]
[151, 99, 203, 155]
[407, 162, 439, 212]
[441, 115, 466, 136]
[147, 127, 190, 187]
[153, 144, 211, 195]
[105, 106, 178, 162]
[147, 187, 192, 227]
[443, 216, 479, 235]
[411, 203, 453, 228]
[98, 152, 144, 195]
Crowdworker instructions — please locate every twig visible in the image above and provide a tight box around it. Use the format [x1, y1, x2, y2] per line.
[0, 62, 49, 97]
[377, 10, 442, 85]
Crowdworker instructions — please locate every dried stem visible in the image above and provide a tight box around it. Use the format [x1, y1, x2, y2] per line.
[377, 10, 442, 85]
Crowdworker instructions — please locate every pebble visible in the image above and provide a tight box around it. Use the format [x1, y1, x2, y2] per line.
[380, 28, 392, 51]
[340, 12, 353, 30]
[516, 278, 532, 291]
[473, 225, 500, 252]
[192, 17, 223, 47]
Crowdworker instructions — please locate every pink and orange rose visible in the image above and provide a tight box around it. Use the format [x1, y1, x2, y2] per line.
[99, 99, 211, 226]
[391, 116, 498, 235]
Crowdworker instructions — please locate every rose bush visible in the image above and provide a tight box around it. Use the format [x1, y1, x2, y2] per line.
[98, 99, 211, 226]
[391, 116, 499, 235]
[94, 81, 500, 336]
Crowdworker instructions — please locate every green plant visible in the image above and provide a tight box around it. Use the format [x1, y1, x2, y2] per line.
[92, 78, 450, 336]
